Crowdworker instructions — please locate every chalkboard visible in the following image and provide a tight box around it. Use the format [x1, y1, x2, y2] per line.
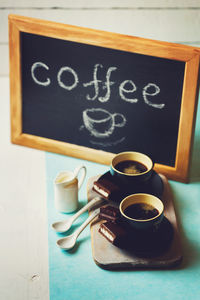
[9, 15, 200, 182]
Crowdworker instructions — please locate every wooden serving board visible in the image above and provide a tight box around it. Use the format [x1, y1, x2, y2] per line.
[87, 174, 182, 270]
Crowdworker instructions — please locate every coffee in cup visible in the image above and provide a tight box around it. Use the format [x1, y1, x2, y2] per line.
[120, 193, 164, 231]
[110, 151, 153, 185]
[123, 202, 159, 220]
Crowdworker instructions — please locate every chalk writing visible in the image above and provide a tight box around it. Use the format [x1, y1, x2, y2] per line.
[83, 64, 117, 102]
[82, 108, 126, 138]
[31, 62, 50, 86]
[83, 64, 102, 100]
[90, 137, 126, 147]
[57, 66, 79, 90]
[119, 80, 138, 103]
[31, 62, 165, 110]
[143, 83, 165, 109]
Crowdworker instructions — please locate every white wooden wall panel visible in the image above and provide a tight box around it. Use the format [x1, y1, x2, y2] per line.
[2, 8, 200, 43]
[0, 77, 49, 300]
[1, 6, 200, 76]
[0, 45, 8, 76]
[1, 0, 200, 8]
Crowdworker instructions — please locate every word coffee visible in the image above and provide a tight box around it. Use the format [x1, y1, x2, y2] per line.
[31, 62, 165, 109]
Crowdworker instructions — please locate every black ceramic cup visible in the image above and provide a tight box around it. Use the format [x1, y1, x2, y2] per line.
[119, 193, 164, 231]
[110, 151, 153, 185]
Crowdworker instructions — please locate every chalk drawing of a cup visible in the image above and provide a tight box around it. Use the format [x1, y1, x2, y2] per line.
[82, 108, 126, 138]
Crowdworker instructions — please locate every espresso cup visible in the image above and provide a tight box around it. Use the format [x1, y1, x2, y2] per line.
[110, 151, 153, 185]
[120, 193, 164, 231]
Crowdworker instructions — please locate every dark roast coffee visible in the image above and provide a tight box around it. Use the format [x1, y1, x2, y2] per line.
[115, 160, 148, 174]
[124, 203, 159, 220]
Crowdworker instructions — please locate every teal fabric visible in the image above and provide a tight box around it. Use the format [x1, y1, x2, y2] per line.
[46, 96, 200, 300]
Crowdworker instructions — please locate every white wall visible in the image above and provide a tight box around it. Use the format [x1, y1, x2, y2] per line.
[1, 0, 200, 76]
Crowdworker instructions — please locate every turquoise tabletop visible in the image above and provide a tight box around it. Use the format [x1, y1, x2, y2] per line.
[45, 94, 200, 300]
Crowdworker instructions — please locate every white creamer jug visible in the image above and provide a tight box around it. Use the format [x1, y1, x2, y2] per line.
[54, 165, 87, 213]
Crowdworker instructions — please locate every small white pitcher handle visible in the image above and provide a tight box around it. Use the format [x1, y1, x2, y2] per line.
[73, 165, 87, 190]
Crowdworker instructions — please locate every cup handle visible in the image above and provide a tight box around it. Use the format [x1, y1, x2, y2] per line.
[73, 165, 87, 190]
[112, 113, 126, 128]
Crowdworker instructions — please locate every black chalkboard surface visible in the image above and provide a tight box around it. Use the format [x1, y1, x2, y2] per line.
[21, 32, 185, 167]
[9, 15, 200, 182]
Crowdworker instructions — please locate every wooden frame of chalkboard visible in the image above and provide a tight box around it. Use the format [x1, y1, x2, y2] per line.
[9, 14, 200, 183]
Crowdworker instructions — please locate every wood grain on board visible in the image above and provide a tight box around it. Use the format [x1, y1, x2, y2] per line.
[87, 174, 182, 269]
